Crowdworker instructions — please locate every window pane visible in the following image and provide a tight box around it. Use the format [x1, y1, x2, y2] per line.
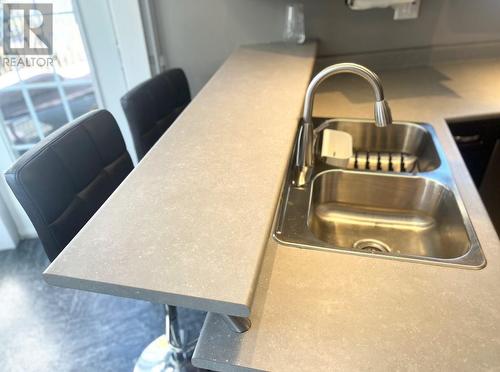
[52, 0, 74, 15]
[0, 2, 100, 158]
[53, 13, 91, 80]
[64, 84, 98, 118]
[0, 91, 41, 149]
[28, 88, 69, 135]
[13, 3, 56, 83]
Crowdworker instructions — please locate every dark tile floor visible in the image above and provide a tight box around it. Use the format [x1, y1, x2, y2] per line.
[0, 239, 206, 372]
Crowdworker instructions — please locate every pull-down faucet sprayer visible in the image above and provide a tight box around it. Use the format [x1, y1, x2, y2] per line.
[295, 63, 392, 186]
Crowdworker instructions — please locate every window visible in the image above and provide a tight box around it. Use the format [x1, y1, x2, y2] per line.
[0, 0, 98, 157]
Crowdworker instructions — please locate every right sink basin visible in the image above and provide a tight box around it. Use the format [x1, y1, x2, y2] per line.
[310, 170, 470, 260]
[274, 118, 485, 269]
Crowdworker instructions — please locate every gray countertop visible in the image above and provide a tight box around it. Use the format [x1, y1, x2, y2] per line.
[43, 42, 317, 317]
[193, 58, 500, 371]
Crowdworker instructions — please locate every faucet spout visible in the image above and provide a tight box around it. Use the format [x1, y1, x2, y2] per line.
[374, 100, 392, 127]
[295, 63, 392, 186]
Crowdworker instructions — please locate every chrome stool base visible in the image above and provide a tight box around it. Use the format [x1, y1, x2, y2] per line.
[134, 305, 200, 372]
[133, 335, 199, 372]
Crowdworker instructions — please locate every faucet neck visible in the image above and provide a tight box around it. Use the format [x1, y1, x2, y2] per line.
[302, 63, 386, 125]
[295, 63, 392, 186]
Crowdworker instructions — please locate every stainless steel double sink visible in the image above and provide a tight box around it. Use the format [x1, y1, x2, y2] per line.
[274, 118, 485, 269]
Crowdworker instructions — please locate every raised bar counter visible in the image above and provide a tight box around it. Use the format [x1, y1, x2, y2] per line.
[43, 42, 317, 317]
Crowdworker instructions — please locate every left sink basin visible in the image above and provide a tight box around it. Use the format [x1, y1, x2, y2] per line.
[274, 118, 485, 269]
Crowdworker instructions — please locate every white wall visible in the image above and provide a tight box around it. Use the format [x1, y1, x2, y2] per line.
[153, 0, 500, 94]
[76, 0, 152, 165]
[0, 124, 34, 247]
[0, 182, 20, 250]
[153, 0, 289, 94]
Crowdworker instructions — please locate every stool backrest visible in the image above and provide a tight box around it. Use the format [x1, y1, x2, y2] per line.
[5, 110, 133, 261]
[121, 68, 191, 160]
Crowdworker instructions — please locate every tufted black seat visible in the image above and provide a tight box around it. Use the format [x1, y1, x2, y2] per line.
[121, 68, 191, 161]
[5, 110, 133, 261]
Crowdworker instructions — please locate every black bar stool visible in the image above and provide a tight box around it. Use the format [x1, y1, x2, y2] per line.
[121, 68, 191, 161]
[5, 109, 202, 371]
[5, 109, 133, 261]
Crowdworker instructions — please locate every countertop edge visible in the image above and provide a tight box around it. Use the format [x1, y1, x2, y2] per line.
[43, 272, 251, 317]
[192, 314, 264, 372]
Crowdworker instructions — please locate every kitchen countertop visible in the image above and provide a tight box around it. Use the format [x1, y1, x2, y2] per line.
[43, 42, 317, 317]
[193, 58, 500, 370]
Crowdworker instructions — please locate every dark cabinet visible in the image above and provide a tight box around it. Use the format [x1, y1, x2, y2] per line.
[448, 116, 500, 235]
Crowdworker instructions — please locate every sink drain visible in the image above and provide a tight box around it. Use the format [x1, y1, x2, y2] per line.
[353, 239, 391, 253]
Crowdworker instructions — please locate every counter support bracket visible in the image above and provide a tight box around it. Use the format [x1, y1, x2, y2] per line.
[221, 314, 251, 333]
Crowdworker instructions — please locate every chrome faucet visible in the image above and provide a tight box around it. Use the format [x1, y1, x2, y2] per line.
[295, 63, 393, 186]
